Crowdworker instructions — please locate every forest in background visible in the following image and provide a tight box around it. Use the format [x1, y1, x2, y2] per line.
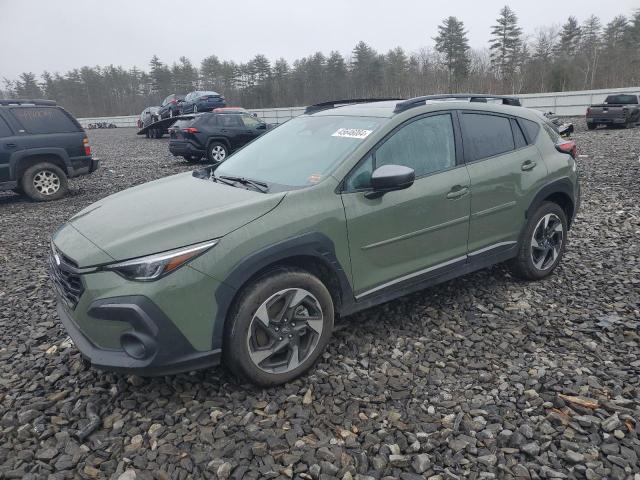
[2, 6, 639, 117]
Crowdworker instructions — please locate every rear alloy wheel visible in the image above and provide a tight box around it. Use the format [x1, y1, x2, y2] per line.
[207, 142, 228, 162]
[193, 104, 198, 113]
[509, 201, 567, 280]
[22, 162, 68, 201]
[224, 268, 334, 386]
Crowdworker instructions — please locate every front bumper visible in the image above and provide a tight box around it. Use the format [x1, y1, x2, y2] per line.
[56, 295, 221, 376]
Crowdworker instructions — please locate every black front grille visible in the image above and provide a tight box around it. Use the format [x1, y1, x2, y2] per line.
[49, 246, 84, 310]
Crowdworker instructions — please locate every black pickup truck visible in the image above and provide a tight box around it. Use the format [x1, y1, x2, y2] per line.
[0, 99, 99, 201]
[586, 94, 640, 130]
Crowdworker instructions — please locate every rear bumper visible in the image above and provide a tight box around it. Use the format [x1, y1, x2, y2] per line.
[69, 157, 100, 177]
[56, 295, 221, 376]
[586, 117, 626, 124]
[169, 141, 204, 157]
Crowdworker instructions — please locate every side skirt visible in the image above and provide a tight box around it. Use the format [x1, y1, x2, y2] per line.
[341, 242, 517, 316]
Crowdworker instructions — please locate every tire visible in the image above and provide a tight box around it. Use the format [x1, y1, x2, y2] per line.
[207, 142, 228, 163]
[145, 130, 150, 138]
[509, 201, 568, 281]
[21, 162, 68, 202]
[587, 123, 596, 130]
[223, 268, 334, 386]
[625, 119, 635, 129]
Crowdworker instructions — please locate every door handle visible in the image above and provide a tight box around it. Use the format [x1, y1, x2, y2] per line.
[521, 160, 537, 171]
[446, 185, 469, 199]
[5, 143, 17, 148]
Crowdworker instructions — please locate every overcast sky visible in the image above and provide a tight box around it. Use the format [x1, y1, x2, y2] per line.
[1, 0, 637, 80]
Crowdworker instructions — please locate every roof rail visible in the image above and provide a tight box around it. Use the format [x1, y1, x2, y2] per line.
[394, 94, 521, 113]
[305, 98, 400, 114]
[0, 99, 57, 106]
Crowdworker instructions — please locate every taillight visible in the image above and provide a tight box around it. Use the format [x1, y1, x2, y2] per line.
[171, 99, 177, 104]
[556, 140, 576, 159]
[83, 137, 91, 156]
[183, 127, 199, 134]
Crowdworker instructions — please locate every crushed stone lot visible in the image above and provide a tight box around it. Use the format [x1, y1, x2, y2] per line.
[1, 121, 639, 480]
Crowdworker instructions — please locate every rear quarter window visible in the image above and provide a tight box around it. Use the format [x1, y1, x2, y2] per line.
[518, 118, 540, 143]
[11, 107, 80, 134]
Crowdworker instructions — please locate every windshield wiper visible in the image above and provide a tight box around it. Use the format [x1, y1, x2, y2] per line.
[219, 175, 269, 193]
[209, 173, 237, 187]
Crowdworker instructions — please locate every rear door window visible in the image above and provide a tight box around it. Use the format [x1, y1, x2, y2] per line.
[11, 107, 79, 134]
[219, 115, 242, 128]
[461, 113, 515, 161]
[0, 117, 13, 137]
[241, 115, 262, 128]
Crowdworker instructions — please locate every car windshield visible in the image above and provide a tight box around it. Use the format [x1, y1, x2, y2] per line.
[214, 115, 384, 188]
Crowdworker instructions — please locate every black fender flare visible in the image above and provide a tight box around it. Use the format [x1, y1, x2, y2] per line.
[525, 177, 576, 229]
[10, 147, 71, 179]
[211, 232, 354, 350]
[206, 137, 231, 153]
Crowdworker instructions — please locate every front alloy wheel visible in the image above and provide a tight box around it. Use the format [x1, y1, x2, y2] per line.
[224, 268, 334, 386]
[247, 288, 324, 374]
[208, 142, 227, 162]
[530, 213, 563, 270]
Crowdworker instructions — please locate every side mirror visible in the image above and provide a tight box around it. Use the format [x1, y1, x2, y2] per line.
[257, 123, 266, 130]
[365, 164, 415, 199]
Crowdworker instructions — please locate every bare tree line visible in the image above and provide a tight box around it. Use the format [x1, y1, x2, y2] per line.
[2, 6, 639, 117]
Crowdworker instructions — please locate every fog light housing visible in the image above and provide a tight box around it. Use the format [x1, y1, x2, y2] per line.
[120, 332, 153, 360]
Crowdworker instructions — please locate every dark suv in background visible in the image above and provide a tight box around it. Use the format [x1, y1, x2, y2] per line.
[158, 94, 185, 119]
[0, 99, 98, 201]
[169, 111, 267, 162]
[180, 91, 226, 114]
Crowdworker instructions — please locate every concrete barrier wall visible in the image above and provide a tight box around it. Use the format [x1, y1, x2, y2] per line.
[77, 86, 640, 127]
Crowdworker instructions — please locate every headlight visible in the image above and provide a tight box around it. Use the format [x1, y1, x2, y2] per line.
[105, 239, 218, 281]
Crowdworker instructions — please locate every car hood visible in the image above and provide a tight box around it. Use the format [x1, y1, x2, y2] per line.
[58, 172, 286, 265]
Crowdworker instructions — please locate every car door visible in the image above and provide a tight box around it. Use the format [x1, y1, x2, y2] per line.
[341, 112, 471, 298]
[217, 114, 245, 149]
[0, 114, 16, 182]
[459, 111, 547, 255]
[239, 114, 267, 146]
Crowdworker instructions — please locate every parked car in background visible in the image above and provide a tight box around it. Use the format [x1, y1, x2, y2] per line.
[138, 107, 163, 138]
[180, 91, 226, 114]
[138, 106, 160, 129]
[586, 94, 640, 129]
[169, 111, 267, 162]
[158, 94, 185, 119]
[0, 99, 98, 201]
[51, 95, 579, 385]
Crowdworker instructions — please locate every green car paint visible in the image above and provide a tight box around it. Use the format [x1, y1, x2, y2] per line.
[50, 99, 579, 376]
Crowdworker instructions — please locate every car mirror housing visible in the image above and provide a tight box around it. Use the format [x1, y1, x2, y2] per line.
[365, 164, 415, 198]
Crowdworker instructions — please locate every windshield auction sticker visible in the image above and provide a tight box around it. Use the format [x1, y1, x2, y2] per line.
[332, 128, 373, 139]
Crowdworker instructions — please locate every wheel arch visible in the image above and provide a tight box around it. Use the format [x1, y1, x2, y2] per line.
[526, 178, 576, 229]
[212, 233, 354, 350]
[206, 137, 231, 152]
[11, 151, 69, 181]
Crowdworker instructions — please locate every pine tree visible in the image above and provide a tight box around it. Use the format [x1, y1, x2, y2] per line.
[351, 41, 378, 96]
[555, 17, 582, 57]
[149, 55, 172, 97]
[434, 16, 470, 89]
[489, 6, 523, 80]
[14, 73, 43, 98]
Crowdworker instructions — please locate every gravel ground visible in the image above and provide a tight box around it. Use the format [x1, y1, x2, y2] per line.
[0, 121, 639, 480]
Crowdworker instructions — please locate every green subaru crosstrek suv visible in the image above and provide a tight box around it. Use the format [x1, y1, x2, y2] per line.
[50, 95, 580, 385]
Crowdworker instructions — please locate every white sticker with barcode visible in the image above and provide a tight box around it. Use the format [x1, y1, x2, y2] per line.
[332, 128, 373, 139]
